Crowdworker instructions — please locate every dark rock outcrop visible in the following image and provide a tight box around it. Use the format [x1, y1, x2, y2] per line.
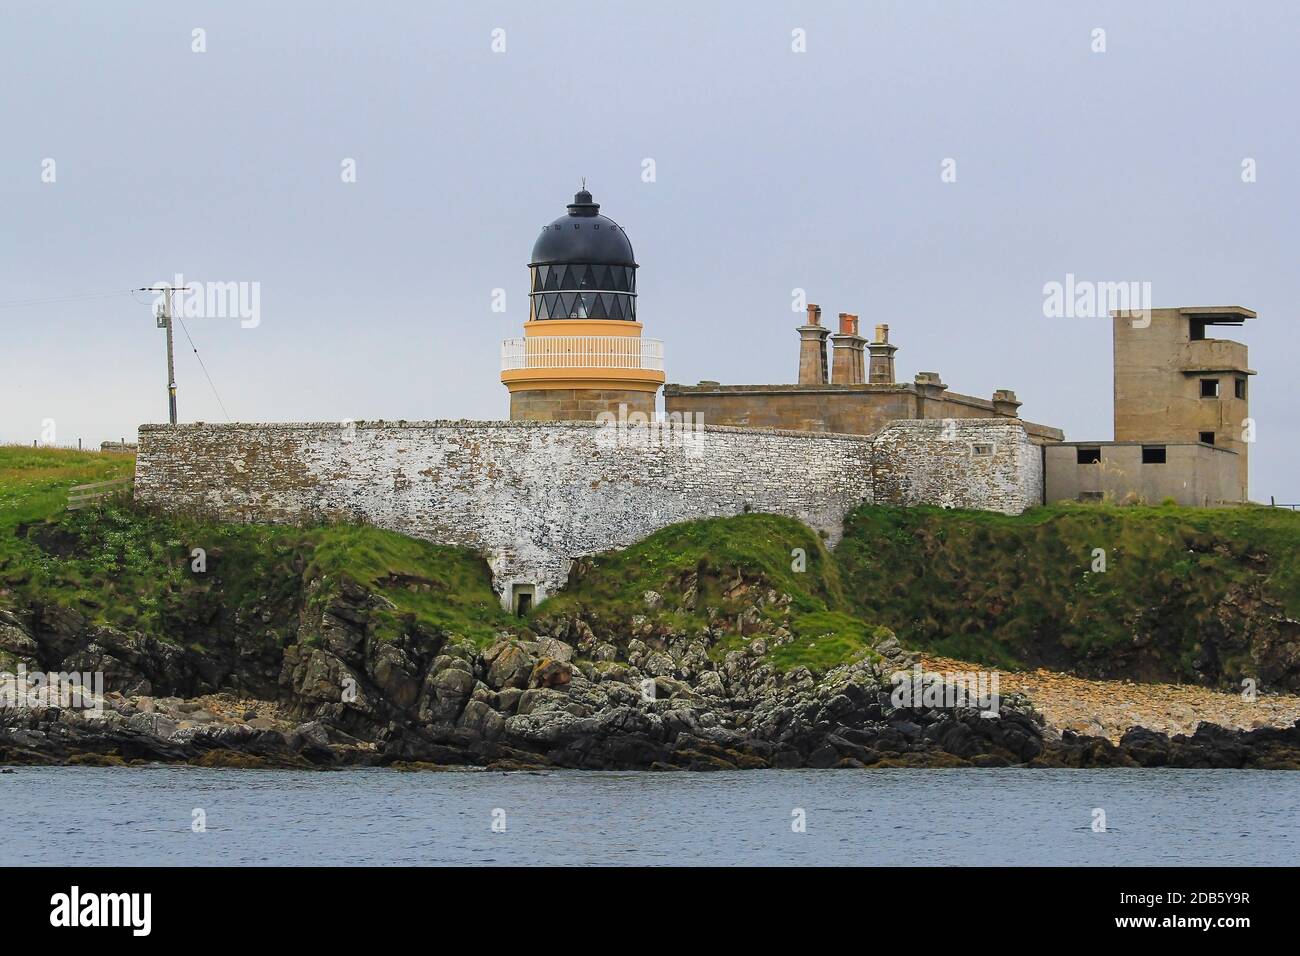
[5, 581, 1300, 771]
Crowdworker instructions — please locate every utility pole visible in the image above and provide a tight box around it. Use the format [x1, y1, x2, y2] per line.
[138, 286, 184, 425]
[163, 286, 177, 425]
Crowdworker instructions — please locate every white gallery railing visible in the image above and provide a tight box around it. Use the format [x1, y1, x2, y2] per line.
[501, 336, 664, 371]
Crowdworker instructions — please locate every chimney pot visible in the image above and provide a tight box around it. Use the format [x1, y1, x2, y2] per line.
[806, 303, 821, 326]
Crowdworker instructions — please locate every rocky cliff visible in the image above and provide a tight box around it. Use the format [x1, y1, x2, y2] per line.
[5, 559, 1300, 771]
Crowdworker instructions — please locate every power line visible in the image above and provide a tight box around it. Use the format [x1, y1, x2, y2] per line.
[4, 283, 234, 425]
[174, 314, 232, 422]
[0, 289, 136, 310]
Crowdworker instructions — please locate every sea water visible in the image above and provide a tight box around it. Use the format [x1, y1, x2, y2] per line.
[3, 766, 1295, 866]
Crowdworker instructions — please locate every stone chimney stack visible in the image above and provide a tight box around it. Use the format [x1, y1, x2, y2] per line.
[914, 371, 946, 394]
[913, 370, 947, 418]
[991, 389, 1022, 418]
[867, 323, 898, 384]
[831, 313, 867, 384]
[797, 304, 830, 385]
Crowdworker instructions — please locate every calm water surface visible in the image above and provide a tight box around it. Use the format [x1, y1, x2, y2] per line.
[3, 767, 1296, 866]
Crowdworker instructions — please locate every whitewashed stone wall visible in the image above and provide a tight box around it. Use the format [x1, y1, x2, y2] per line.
[871, 419, 1043, 514]
[135, 418, 1041, 605]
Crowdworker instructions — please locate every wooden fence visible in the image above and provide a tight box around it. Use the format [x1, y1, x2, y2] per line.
[67, 477, 135, 511]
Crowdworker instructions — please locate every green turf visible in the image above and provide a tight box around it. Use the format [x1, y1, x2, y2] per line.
[835, 502, 1300, 678]
[532, 513, 884, 671]
[0, 446, 512, 647]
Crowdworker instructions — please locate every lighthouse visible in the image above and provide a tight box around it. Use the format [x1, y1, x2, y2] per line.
[500, 187, 665, 420]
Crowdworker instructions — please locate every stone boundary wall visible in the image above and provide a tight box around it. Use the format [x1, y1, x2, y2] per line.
[134, 418, 1040, 605]
[872, 419, 1044, 513]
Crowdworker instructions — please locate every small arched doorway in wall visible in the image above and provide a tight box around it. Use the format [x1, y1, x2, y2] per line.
[511, 583, 537, 617]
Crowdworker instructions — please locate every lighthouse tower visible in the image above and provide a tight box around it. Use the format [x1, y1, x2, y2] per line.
[500, 188, 665, 420]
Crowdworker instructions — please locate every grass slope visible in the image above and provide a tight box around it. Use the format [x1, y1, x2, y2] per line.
[534, 513, 889, 672]
[836, 503, 1300, 679]
[0, 446, 512, 647]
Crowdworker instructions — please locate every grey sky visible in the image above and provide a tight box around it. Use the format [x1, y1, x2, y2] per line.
[2, 1, 1296, 499]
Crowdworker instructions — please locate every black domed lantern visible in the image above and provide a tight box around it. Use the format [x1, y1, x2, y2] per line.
[503, 185, 663, 424]
[529, 188, 637, 321]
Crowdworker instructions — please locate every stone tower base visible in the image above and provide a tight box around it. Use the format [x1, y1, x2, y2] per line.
[509, 388, 656, 422]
